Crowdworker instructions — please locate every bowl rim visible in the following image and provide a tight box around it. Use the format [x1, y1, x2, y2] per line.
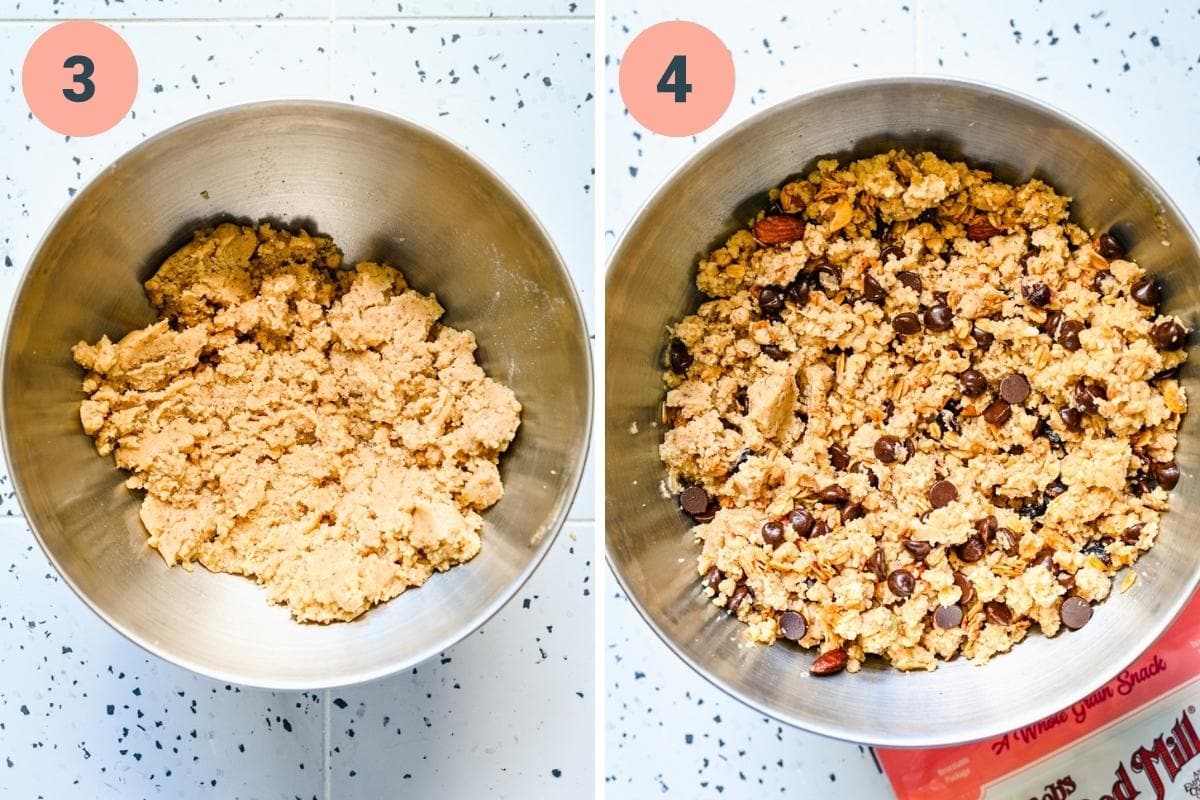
[1, 97, 594, 690]
[604, 73, 1200, 747]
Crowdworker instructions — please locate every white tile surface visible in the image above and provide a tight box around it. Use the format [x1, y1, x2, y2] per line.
[334, 0, 591, 18]
[0, 519, 326, 799]
[328, 524, 595, 798]
[603, 2, 1200, 798]
[2, 0, 332, 19]
[1, 0, 591, 20]
[0, 7, 594, 800]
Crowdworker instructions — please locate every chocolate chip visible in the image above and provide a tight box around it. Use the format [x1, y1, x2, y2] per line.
[1152, 320, 1187, 351]
[866, 549, 886, 581]
[1022, 281, 1051, 307]
[778, 610, 807, 641]
[727, 584, 750, 614]
[862, 274, 887, 303]
[873, 435, 907, 464]
[758, 286, 785, 316]
[924, 303, 954, 332]
[888, 569, 915, 597]
[1093, 270, 1115, 295]
[896, 270, 923, 292]
[1122, 523, 1146, 544]
[761, 521, 785, 548]
[904, 539, 932, 560]
[892, 312, 923, 336]
[1056, 319, 1085, 351]
[1032, 548, 1056, 572]
[985, 601, 1013, 626]
[810, 648, 848, 676]
[1154, 365, 1181, 382]
[818, 485, 849, 504]
[1153, 460, 1181, 490]
[1041, 309, 1063, 337]
[811, 519, 830, 538]
[881, 245, 906, 263]
[957, 536, 985, 563]
[1073, 379, 1107, 412]
[1045, 478, 1067, 499]
[999, 373, 1031, 404]
[1081, 538, 1114, 567]
[1060, 406, 1083, 431]
[841, 503, 865, 524]
[789, 508, 815, 537]
[1131, 277, 1162, 306]
[761, 344, 789, 361]
[814, 264, 842, 296]
[668, 339, 692, 373]
[829, 443, 850, 471]
[996, 527, 1020, 555]
[786, 276, 811, 305]
[970, 323, 995, 350]
[933, 604, 963, 629]
[1096, 232, 1125, 260]
[679, 486, 709, 516]
[1017, 495, 1049, 519]
[953, 571, 976, 605]
[733, 387, 749, 415]
[848, 460, 879, 489]
[938, 401, 962, 435]
[703, 566, 723, 591]
[1060, 596, 1093, 630]
[1132, 476, 1155, 496]
[958, 368, 987, 397]
[974, 515, 999, 542]
[928, 479, 959, 509]
[983, 398, 1012, 425]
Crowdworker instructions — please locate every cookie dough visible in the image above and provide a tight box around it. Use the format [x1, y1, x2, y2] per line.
[660, 151, 1188, 673]
[73, 223, 521, 623]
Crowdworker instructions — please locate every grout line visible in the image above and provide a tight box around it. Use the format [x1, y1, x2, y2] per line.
[323, 688, 333, 800]
[0, 15, 591, 25]
[591, 0, 607, 794]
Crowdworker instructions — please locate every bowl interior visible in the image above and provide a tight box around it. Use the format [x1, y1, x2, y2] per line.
[605, 77, 1200, 746]
[3, 101, 591, 688]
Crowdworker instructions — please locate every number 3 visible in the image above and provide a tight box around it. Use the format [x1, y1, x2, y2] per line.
[62, 55, 95, 103]
[656, 54, 692, 103]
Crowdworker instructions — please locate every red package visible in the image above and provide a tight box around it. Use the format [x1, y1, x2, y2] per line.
[879, 590, 1200, 800]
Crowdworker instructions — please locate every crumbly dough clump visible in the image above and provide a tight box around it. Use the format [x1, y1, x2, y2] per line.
[661, 151, 1188, 672]
[74, 223, 520, 623]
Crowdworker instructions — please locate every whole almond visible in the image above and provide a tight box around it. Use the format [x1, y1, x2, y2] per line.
[810, 647, 848, 676]
[966, 221, 1003, 242]
[754, 214, 807, 245]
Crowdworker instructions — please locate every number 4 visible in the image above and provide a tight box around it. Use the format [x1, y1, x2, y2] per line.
[656, 54, 692, 103]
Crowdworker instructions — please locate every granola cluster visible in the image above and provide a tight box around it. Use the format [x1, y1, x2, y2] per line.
[660, 151, 1188, 673]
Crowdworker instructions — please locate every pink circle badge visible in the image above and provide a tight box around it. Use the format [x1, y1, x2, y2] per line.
[22, 21, 138, 137]
[618, 21, 735, 137]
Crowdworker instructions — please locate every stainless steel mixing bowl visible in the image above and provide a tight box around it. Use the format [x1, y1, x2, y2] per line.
[606, 77, 1200, 746]
[2, 100, 590, 689]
